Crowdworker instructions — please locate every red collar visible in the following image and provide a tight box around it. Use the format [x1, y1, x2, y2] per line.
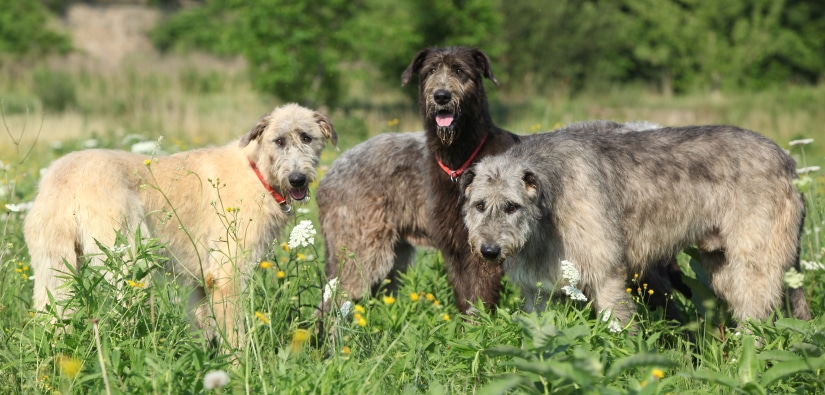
[249, 160, 288, 206]
[436, 133, 488, 180]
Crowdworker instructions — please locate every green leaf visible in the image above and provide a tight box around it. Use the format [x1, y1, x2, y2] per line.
[738, 335, 760, 384]
[685, 369, 741, 388]
[774, 318, 810, 335]
[606, 353, 676, 378]
[759, 359, 825, 387]
[758, 350, 804, 362]
[477, 375, 529, 395]
[484, 345, 536, 361]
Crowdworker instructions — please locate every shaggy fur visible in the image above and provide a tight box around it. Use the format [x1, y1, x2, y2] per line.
[460, 125, 811, 324]
[25, 103, 337, 348]
[318, 47, 524, 314]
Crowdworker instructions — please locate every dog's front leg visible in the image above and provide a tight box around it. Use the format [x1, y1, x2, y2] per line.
[203, 268, 245, 351]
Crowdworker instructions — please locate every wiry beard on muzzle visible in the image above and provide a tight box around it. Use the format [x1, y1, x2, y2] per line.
[437, 125, 457, 146]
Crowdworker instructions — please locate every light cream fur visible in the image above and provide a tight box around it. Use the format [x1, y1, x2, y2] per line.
[25, 103, 337, 348]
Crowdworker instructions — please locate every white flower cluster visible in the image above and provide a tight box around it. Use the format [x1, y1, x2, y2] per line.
[560, 260, 587, 302]
[784, 268, 805, 289]
[601, 310, 623, 333]
[288, 220, 316, 249]
[203, 370, 230, 390]
[801, 260, 825, 271]
[789, 138, 814, 146]
[797, 166, 821, 175]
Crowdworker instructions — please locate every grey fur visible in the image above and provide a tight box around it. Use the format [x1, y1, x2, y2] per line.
[461, 124, 811, 323]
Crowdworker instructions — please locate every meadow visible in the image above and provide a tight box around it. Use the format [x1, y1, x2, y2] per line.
[1, 60, 825, 394]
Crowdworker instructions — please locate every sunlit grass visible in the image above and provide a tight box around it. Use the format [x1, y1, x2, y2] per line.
[1, 60, 825, 393]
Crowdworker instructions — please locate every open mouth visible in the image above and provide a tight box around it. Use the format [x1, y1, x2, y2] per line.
[289, 187, 308, 201]
[435, 110, 455, 127]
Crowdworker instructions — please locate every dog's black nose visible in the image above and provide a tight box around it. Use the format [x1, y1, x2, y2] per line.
[288, 173, 307, 187]
[480, 244, 501, 260]
[433, 89, 451, 105]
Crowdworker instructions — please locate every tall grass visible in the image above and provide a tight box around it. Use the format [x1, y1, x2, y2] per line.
[1, 60, 825, 394]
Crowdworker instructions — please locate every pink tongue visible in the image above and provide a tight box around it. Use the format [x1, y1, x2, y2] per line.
[290, 188, 307, 200]
[436, 113, 454, 127]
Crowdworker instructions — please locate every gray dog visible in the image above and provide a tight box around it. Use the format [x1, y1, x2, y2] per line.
[460, 125, 811, 325]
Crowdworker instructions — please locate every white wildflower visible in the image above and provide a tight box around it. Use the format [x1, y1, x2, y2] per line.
[789, 138, 814, 146]
[296, 207, 311, 214]
[784, 268, 805, 289]
[131, 141, 158, 154]
[561, 285, 588, 301]
[288, 220, 316, 249]
[797, 166, 820, 175]
[339, 300, 353, 317]
[601, 310, 623, 333]
[323, 277, 339, 302]
[801, 260, 825, 271]
[560, 260, 581, 287]
[203, 370, 230, 390]
[5, 203, 25, 212]
[110, 244, 130, 255]
[83, 138, 99, 148]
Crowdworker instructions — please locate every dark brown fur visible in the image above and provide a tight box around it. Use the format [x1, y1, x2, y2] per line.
[401, 47, 524, 313]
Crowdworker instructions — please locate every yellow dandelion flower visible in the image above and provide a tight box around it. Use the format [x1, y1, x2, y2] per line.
[356, 317, 367, 327]
[255, 311, 270, 324]
[292, 328, 310, 343]
[297, 253, 306, 261]
[354, 304, 366, 313]
[433, 300, 441, 306]
[290, 328, 311, 353]
[126, 280, 145, 288]
[643, 283, 648, 289]
[28, 311, 35, 318]
[341, 346, 351, 355]
[425, 293, 435, 302]
[143, 159, 151, 166]
[281, 242, 290, 252]
[652, 368, 665, 379]
[276, 270, 286, 279]
[259, 261, 273, 269]
[22, 265, 28, 271]
[626, 288, 633, 293]
[637, 287, 642, 294]
[56, 355, 82, 378]
[648, 289, 654, 295]
[280, 257, 287, 263]
[410, 292, 420, 302]
[634, 273, 639, 279]
[382, 295, 396, 305]
[442, 313, 451, 321]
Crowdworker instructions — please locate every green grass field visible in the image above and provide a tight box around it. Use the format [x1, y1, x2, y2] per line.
[1, 64, 825, 394]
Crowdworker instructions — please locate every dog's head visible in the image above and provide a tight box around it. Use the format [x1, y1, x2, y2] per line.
[460, 156, 543, 264]
[401, 46, 499, 146]
[240, 103, 337, 204]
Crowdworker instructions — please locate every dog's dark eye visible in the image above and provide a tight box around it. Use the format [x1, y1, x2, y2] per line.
[301, 133, 312, 144]
[475, 202, 485, 212]
[274, 138, 285, 147]
[505, 203, 520, 214]
[454, 68, 462, 75]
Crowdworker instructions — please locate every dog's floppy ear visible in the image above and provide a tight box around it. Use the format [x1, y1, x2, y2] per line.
[523, 170, 540, 202]
[471, 48, 499, 86]
[401, 47, 433, 87]
[314, 111, 339, 150]
[458, 168, 477, 207]
[240, 112, 270, 148]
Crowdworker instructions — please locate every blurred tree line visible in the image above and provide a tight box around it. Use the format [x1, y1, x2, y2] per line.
[2, 0, 824, 106]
